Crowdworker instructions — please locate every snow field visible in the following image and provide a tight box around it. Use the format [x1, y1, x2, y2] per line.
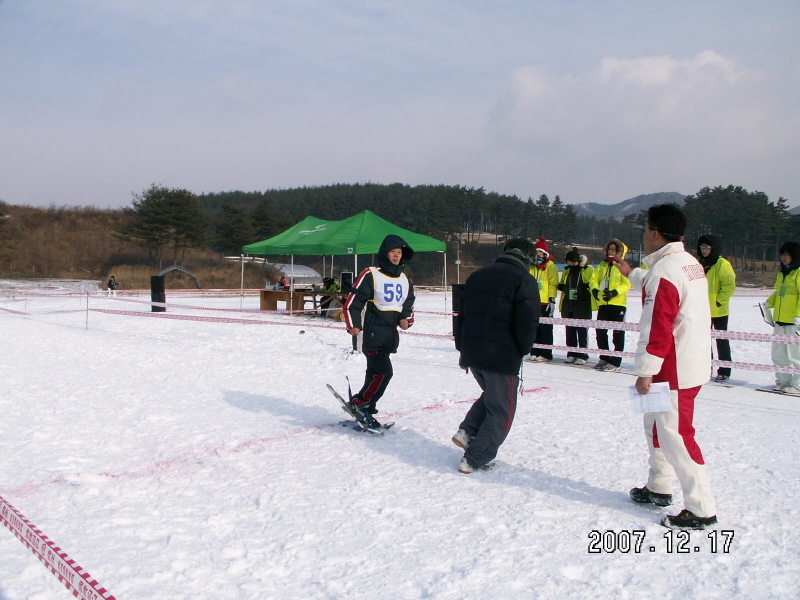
[0, 289, 798, 599]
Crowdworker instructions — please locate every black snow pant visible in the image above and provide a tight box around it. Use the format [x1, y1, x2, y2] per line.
[565, 316, 589, 361]
[712, 315, 731, 377]
[354, 350, 393, 412]
[459, 367, 518, 468]
[596, 305, 627, 367]
[531, 306, 553, 359]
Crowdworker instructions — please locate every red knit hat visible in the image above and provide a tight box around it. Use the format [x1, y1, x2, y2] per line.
[534, 237, 549, 257]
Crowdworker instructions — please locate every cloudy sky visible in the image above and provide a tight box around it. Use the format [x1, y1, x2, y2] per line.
[1, 0, 799, 210]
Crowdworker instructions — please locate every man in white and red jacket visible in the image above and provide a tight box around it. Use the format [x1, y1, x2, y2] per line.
[616, 204, 718, 530]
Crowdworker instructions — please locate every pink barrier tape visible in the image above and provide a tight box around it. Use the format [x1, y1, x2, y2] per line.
[0, 307, 87, 316]
[0, 389, 554, 500]
[531, 344, 634, 359]
[9, 304, 800, 373]
[109, 296, 329, 315]
[529, 345, 800, 374]
[541, 316, 800, 345]
[0, 306, 31, 315]
[0, 495, 116, 600]
[89, 308, 345, 330]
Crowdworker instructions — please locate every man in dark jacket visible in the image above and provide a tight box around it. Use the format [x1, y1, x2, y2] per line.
[344, 234, 415, 427]
[451, 238, 540, 472]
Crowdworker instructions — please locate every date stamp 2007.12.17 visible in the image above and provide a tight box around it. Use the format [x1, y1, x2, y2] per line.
[588, 529, 734, 554]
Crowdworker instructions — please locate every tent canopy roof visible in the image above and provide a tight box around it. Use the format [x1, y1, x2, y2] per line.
[242, 210, 445, 256]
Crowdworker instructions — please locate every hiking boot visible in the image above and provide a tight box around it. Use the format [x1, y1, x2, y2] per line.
[365, 415, 382, 429]
[714, 374, 730, 383]
[594, 360, 608, 370]
[452, 429, 472, 451]
[565, 356, 576, 364]
[574, 358, 587, 365]
[458, 457, 495, 474]
[773, 382, 788, 391]
[630, 486, 673, 507]
[661, 509, 718, 530]
[348, 396, 371, 420]
[533, 356, 550, 363]
[599, 363, 621, 372]
[783, 386, 800, 395]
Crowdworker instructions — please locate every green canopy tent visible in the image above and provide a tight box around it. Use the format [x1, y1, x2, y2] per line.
[240, 210, 447, 308]
[243, 210, 445, 256]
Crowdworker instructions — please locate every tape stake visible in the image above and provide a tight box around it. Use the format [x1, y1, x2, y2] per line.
[0, 495, 115, 600]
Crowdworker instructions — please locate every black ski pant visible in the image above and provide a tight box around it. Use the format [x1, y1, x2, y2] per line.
[596, 305, 627, 367]
[459, 367, 518, 468]
[531, 308, 553, 359]
[355, 350, 393, 411]
[565, 319, 589, 360]
[712, 315, 731, 377]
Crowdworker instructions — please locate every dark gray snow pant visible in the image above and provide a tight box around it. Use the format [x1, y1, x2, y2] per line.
[459, 367, 519, 468]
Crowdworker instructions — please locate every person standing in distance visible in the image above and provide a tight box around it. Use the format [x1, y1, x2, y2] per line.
[615, 204, 718, 529]
[766, 242, 800, 394]
[106, 275, 118, 297]
[590, 239, 631, 372]
[452, 238, 540, 473]
[697, 235, 736, 382]
[526, 238, 559, 362]
[344, 235, 415, 428]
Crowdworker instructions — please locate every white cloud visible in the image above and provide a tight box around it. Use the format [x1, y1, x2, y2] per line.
[482, 51, 800, 202]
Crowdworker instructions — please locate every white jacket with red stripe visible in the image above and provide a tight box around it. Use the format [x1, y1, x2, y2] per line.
[630, 241, 712, 389]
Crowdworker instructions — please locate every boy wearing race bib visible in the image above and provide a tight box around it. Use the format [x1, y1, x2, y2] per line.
[344, 234, 415, 427]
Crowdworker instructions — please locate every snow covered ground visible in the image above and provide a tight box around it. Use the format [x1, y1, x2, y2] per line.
[1, 284, 798, 599]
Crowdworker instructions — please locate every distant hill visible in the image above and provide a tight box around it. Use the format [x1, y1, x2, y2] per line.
[789, 206, 800, 215]
[571, 192, 686, 220]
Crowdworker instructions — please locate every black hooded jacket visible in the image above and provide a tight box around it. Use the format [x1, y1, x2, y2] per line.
[344, 235, 416, 353]
[455, 254, 540, 375]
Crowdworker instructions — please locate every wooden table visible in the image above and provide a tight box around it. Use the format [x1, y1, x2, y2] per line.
[259, 290, 346, 313]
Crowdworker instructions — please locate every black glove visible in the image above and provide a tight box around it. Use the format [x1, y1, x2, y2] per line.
[716, 301, 722, 307]
[602, 289, 618, 302]
[592, 289, 600, 301]
[557, 283, 565, 292]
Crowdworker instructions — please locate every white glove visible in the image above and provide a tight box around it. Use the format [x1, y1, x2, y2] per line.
[794, 317, 800, 327]
[547, 299, 556, 316]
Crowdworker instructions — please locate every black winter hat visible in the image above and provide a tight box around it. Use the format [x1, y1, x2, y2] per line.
[780, 241, 800, 263]
[503, 237, 537, 266]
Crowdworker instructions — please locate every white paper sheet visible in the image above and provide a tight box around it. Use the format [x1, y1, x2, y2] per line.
[759, 302, 775, 327]
[629, 381, 673, 413]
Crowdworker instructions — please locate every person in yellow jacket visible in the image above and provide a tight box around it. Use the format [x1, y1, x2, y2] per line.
[526, 237, 560, 362]
[766, 241, 800, 394]
[590, 239, 631, 372]
[558, 248, 596, 364]
[697, 235, 736, 382]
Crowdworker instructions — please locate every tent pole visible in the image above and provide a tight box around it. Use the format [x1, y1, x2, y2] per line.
[443, 252, 447, 312]
[240, 254, 245, 309]
[290, 255, 294, 314]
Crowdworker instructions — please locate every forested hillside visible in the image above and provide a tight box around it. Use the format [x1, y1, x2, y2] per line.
[1, 182, 797, 288]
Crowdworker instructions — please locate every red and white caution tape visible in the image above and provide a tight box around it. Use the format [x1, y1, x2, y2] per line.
[0, 495, 115, 600]
[9, 300, 800, 373]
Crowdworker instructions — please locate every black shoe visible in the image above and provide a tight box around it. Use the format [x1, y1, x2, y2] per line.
[714, 374, 730, 382]
[630, 486, 673, 507]
[661, 509, 718, 530]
